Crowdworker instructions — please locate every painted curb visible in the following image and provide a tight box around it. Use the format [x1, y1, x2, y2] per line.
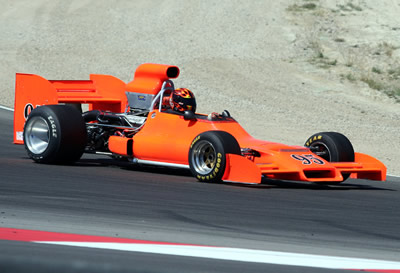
[1, 227, 400, 272]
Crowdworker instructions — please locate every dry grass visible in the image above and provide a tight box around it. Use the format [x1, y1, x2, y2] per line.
[388, 66, 400, 79]
[287, 0, 400, 102]
[375, 42, 399, 57]
[337, 2, 363, 12]
[287, 3, 318, 12]
[287, 0, 319, 12]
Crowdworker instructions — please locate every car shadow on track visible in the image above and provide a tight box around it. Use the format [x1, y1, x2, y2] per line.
[75, 157, 393, 191]
[259, 179, 394, 191]
[219, 177, 394, 191]
[77, 157, 194, 178]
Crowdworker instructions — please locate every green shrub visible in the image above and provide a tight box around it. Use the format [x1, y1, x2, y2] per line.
[361, 77, 384, 90]
[372, 67, 382, 74]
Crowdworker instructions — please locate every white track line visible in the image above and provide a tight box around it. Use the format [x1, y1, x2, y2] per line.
[0, 105, 14, 111]
[37, 241, 400, 271]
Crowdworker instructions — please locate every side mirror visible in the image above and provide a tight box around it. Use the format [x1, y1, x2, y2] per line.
[183, 110, 196, 121]
[221, 110, 231, 117]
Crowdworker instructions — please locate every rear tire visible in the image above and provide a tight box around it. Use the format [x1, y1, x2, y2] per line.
[305, 132, 354, 182]
[23, 105, 87, 164]
[189, 131, 241, 183]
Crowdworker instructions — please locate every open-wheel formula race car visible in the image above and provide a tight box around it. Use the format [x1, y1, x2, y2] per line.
[13, 63, 387, 184]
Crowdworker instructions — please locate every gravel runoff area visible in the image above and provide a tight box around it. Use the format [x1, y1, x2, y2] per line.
[0, 0, 399, 175]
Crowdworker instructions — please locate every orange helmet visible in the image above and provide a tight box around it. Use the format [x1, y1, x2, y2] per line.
[170, 88, 196, 112]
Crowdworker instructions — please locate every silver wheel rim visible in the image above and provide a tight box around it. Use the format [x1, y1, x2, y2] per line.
[25, 116, 50, 154]
[310, 141, 331, 161]
[191, 140, 216, 175]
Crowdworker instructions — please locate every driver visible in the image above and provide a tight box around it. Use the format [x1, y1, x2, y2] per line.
[160, 88, 229, 120]
[167, 88, 197, 113]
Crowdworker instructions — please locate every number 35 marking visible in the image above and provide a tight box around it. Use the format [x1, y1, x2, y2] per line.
[291, 154, 325, 165]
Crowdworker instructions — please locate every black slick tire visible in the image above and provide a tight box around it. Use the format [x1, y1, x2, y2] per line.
[188, 131, 241, 183]
[305, 132, 355, 182]
[23, 105, 87, 164]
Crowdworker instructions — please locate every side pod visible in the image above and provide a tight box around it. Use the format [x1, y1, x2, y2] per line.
[108, 136, 133, 157]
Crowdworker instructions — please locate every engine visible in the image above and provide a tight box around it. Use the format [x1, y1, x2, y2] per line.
[83, 110, 147, 153]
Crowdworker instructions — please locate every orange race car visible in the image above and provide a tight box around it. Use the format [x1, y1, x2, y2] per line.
[13, 63, 386, 184]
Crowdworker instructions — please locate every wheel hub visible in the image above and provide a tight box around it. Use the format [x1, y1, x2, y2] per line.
[310, 142, 331, 162]
[25, 116, 50, 154]
[191, 140, 216, 175]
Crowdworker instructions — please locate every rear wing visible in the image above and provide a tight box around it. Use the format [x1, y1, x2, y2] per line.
[13, 73, 127, 144]
[14, 63, 180, 144]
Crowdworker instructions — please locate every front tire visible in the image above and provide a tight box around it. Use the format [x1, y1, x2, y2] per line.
[23, 105, 87, 164]
[189, 131, 241, 183]
[305, 132, 354, 182]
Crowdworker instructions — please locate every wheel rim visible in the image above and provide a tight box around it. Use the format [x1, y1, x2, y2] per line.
[191, 140, 216, 175]
[25, 116, 50, 154]
[310, 141, 331, 162]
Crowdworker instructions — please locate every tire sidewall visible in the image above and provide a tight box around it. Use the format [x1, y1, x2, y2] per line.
[189, 131, 240, 183]
[23, 105, 86, 164]
[24, 107, 63, 163]
[305, 132, 354, 162]
[305, 132, 355, 182]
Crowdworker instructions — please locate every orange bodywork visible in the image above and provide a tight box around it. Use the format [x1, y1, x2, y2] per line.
[14, 63, 387, 184]
[127, 110, 386, 183]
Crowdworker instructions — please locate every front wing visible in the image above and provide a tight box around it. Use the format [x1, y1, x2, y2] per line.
[222, 150, 386, 184]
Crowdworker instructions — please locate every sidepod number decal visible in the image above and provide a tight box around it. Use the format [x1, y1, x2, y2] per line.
[291, 154, 325, 165]
[24, 103, 42, 120]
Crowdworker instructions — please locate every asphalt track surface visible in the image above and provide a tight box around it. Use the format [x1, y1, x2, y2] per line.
[1, 108, 400, 272]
